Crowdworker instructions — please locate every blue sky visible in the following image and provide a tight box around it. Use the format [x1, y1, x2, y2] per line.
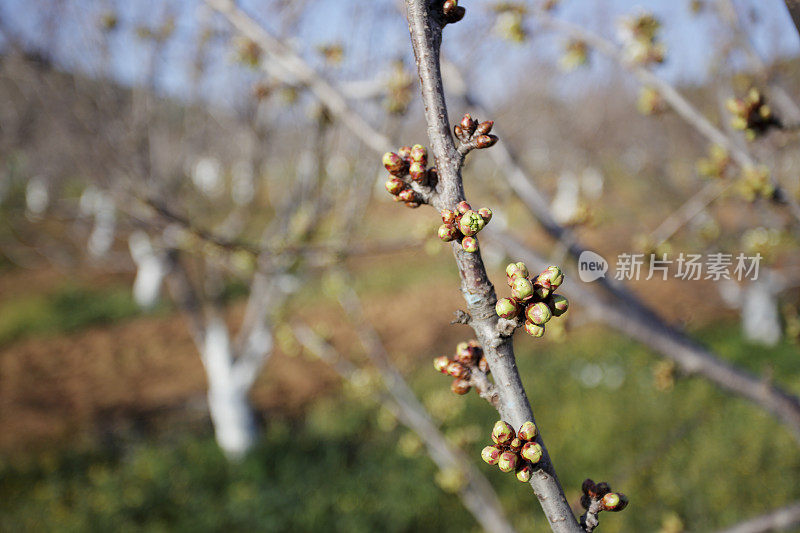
[1, 0, 799, 108]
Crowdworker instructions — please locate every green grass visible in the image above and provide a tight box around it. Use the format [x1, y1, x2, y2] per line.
[0, 284, 147, 346]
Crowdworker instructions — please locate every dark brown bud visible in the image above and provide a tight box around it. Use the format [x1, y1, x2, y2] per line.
[447, 6, 465, 22]
[475, 120, 494, 135]
[595, 482, 611, 497]
[451, 378, 471, 395]
[475, 134, 499, 149]
[433, 355, 451, 374]
[460, 114, 477, 135]
[426, 167, 438, 185]
[582, 478, 597, 496]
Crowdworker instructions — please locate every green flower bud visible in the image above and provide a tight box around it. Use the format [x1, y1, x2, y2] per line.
[461, 236, 478, 253]
[524, 321, 545, 338]
[441, 209, 456, 225]
[410, 144, 427, 165]
[446, 361, 469, 379]
[458, 210, 485, 236]
[433, 355, 451, 374]
[550, 294, 569, 316]
[491, 420, 515, 445]
[385, 178, 405, 196]
[478, 207, 492, 222]
[438, 224, 458, 242]
[516, 463, 533, 482]
[518, 421, 537, 441]
[601, 492, 628, 512]
[409, 161, 426, 182]
[383, 151, 407, 176]
[510, 277, 534, 302]
[475, 134, 498, 149]
[506, 262, 529, 280]
[451, 378, 471, 395]
[481, 445, 501, 465]
[534, 280, 551, 299]
[538, 265, 564, 288]
[497, 451, 518, 473]
[508, 437, 523, 452]
[520, 441, 543, 464]
[397, 146, 412, 161]
[456, 201, 472, 214]
[526, 302, 552, 325]
[460, 114, 477, 135]
[495, 297, 519, 319]
[475, 120, 494, 135]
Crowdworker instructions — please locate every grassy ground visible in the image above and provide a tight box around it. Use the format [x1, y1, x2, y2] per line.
[0, 261, 798, 532]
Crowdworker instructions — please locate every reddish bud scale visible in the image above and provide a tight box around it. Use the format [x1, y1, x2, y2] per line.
[460, 114, 477, 135]
[454, 346, 478, 366]
[516, 463, 533, 483]
[524, 321, 545, 338]
[398, 189, 417, 203]
[433, 355, 451, 374]
[497, 451, 518, 473]
[475, 134, 498, 149]
[491, 420, 515, 445]
[446, 361, 469, 379]
[478, 207, 492, 222]
[481, 445, 501, 465]
[534, 279, 551, 299]
[397, 146, 412, 161]
[438, 224, 459, 242]
[478, 356, 490, 373]
[518, 421, 538, 441]
[454, 124, 465, 140]
[550, 294, 569, 316]
[441, 209, 456, 225]
[456, 201, 471, 214]
[410, 144, 427, 165]
[385, 178, 405, 196]
[409, 161, 426, 182]
[496, 297, 519, 319]
[476, 120, 494, 135]
[520, 441, 543, 464]
[451, 379, 471, 395]
[461, 236, 478, 253]
[405, 202, 420, 208]
[382, 152, 407, 176]
[510, 277, 534, 303]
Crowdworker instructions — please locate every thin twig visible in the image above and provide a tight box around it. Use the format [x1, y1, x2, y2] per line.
[715, 501, 800, 533]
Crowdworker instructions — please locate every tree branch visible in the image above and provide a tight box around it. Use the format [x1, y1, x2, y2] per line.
[715, 501, 800, 533]
[404, 2, 582, 531]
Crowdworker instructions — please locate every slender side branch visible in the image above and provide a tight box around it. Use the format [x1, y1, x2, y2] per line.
[292, 323, 516, 533]
[715, 501, 800, 533]
[405, 2, 582, 531]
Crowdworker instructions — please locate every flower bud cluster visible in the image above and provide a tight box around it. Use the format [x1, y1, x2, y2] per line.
[383, 144, 436, 208]
[581, 478, 628, 518]
[636, 86, 666, 116]
[737, 164, 774, 201]
[726, 88, 780, 140]
[433, 340, 489, 396]
[442, 0, 466, 24]
[696, 144, 730, 180]
[437, 202, 493, 253]
[496, 262, 569, 338]
[454, 114, 499, 153]
[481, 420, 542, 482]
[618, 12, 665, 66]
[559, 39, 589, 71]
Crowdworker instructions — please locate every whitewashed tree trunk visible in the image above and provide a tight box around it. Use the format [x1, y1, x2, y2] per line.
[741, 274, 782, 346]
[202, 317, 258, 460]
